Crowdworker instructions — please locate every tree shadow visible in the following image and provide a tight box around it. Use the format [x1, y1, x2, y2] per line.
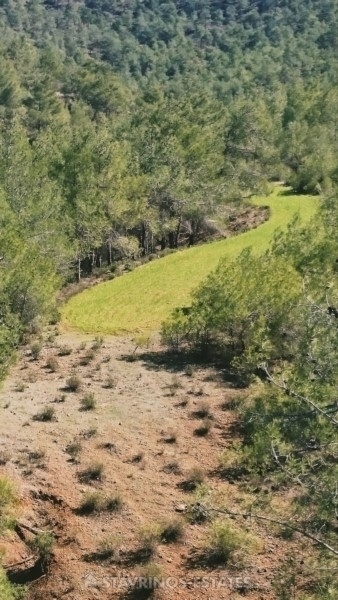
[118, 348, 249, 389]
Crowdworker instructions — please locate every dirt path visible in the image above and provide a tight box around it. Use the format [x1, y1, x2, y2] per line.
[0, 331, 309, 599]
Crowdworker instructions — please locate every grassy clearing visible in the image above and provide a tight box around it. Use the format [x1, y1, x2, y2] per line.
[62, 187, 318, 335]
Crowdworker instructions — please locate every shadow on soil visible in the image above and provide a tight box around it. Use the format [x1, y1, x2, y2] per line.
[118, 348, 248, 389]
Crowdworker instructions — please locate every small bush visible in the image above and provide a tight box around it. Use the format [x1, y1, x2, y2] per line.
[183, 467, 205, 491]
[29, 448, 46, 461]
[26, 370, 38, 383]
[80, 393, 96, 411]
[46, 356, 59, 372]
[138, 524, 161, 558]
[15, 382, 25, 393]
[163, 429, 177, 444]
[0, 478, 16, 532]
[186, 502, 211, 524]
[206, 521, 259, 566]
[34, 405, 55, 422]
[167, 375, 183, 396]
[97, 535, 120, 559]
[46, 356, 59, 373]
[58, 345, 72, 356]
[135, 563, 163, 594]
[162, 461, 181, 475]
[54, 393, 66, 403]
[159, 519, 184, 543]
[28, 532, 55, 561]
[185, 365, 196, 377]
[131, 451, 144, 464]
[81, 427, 97, 439]
[30, 342, 42, 360]
[194, 418, 213, 437]
[66, 441, 82, 461]
[176, 397, 189, 408]
[66, 374, 81, 392]
[0, 477, 15, 509]
[78, 491, 121, 514]
[0, 451, 11, 466]
[79, 462, 104, 483]
[105, 494, 123, 512]
[78, 492, 104, 514]
[194, 401, 211, 419]
[79, 349, 95, 366]
[105, 374, 117, 389]
[92, 336, 104, 351]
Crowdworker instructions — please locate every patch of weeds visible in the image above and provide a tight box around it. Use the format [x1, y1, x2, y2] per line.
[181, 467, 205, 491]
[193, 401, 212, 419]
[130, 563, 163, 598]
[206, 521, 260, 567]
[78, 492, 121, 515]
[0, 451, 11, 465]
[185, 365, 196, 377]
[131, 452, 144, 464]
[191, 385, 204, 396]
[46, 356, 59, 372]
[54, 393, 66, 403]
[162, 461, 181, 475]
[138, 524, 161, 559]
[175, 397, 189, 408]
[81, 427, 97, 439]
[186, 502, 211, 524]
[79, 349, 95, 366]
[163, 429, 177, 444]
[221, 397, 242, 411]
[80, 393, 96, 411]
[159, 519, 184, 544]
[167, 375, 183, 396]
[66, 441, 82, 462]
[278, 526, 295, 540]
[92, 336, 104, 351]
[26, 370, 38, 383]
[30, 342, 42, 360]
[28, 531, 55, 562]
[105, 494, 123, 512]
[78, 462, 104, 483]
[66, 374, 82, 392]
[0, 478, 16, 533]
[78, 492, 104, 514]
[29, 448, 46, 461]
[58, 345, 72, 356]
[33, 405, 55, 422]
[15, 382, 25, 393]
[78, 342, 87, 351]
[96, 535, 121, 560]
[104, 374, 117, 389]
[194, 418, 213, 437]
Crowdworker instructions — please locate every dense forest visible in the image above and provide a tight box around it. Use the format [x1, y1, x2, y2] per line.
[0, 1, 336, 340]
[0, 3, 338, 596]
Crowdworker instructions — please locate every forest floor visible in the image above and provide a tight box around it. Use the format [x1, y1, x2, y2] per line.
[0, 330, 316, 600]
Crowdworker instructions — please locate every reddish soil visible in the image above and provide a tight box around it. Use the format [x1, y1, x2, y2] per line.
[0, 331, 312, 599]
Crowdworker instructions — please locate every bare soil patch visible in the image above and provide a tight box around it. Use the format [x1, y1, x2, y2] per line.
[0, 330, 313, 599]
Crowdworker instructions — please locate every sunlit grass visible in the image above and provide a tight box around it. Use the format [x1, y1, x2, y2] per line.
[62, 187, 318, 335]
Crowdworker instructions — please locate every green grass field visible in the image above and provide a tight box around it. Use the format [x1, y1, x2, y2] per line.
[62, 187, 318, 335]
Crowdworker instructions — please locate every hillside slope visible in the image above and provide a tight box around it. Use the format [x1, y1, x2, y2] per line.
[62, 187, 318, 334]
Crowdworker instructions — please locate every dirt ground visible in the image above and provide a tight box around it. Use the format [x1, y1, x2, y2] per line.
[0, 330, 312, 599]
